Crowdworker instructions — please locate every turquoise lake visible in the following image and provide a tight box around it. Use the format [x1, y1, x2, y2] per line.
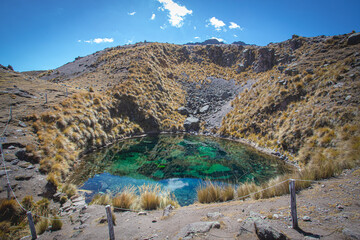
[70, 134, 290, 206]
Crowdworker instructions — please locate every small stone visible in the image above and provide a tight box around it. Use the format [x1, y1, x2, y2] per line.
[302, 216, 311, 221]
[78, 224, 88, 229]
[15, 174, 32, 181]
[11, 159, 19, 165]
[337, 205, 344, 210]
[152, 219, 157, 223]
[345, 95, 352, 101]
[199, 105, 210, 113]
[207, 212, 223, 219]
[237, 218, 243, 222]
[321, 184, 325, 188]
[273, 214, 279, 219]
[26, 164, 35, 169]
[18, 121, 27, 128]
[138, 212, 147, 216]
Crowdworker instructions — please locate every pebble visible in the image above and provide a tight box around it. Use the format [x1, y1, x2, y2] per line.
[303, 216, 311, 221]
[138, 212, 147, 216]
[337, 205, 344, 210]
[272, 214, 279, 219]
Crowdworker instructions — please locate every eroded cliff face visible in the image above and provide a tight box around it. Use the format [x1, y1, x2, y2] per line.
[25, 33, 359, 187]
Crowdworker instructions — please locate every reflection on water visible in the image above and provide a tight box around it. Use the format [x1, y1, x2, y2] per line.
[69, 134, 290, 206]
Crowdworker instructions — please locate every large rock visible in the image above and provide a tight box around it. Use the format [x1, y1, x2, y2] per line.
[342, 228, 360, 240]
[253, 47, 275, 73]
[254, 221, 289, 240]
[184, 117, 200, 132]
[174, 221, 220, 240]
[347, 32, 360, 45]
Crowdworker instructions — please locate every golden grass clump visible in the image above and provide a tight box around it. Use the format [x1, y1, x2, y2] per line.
[35, 218, 48, 235]
[0, 199, 23, 224]
[35, 198, 50, 217]
[21, 196, 35, 211]
[61, 183, 78, 198]
[197, 181, 222, 203]
[90, 194, 112, 206]
[50, 216, 63, 231]
[139, 184, 161, 210]
[112, 187, 136, 211]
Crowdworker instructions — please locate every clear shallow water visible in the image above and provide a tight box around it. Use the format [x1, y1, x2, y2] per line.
[70, 134, 290, 206]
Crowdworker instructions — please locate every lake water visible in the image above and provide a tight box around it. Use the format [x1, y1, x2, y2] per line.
[69, 134, 289, 206]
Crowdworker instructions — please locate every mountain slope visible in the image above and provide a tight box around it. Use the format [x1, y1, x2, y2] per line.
[16, 32, 359, 190]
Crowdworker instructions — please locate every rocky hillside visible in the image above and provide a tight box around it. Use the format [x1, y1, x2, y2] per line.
[1, 32, 359, 196]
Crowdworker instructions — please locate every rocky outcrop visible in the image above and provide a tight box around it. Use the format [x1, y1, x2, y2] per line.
[253, 47, 275, 73]
[347, 32, 360, 45]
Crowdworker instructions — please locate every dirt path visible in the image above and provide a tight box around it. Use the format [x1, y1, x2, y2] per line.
[38, 168, 360, 240]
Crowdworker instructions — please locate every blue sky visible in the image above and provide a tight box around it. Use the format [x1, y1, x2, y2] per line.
[1, 0, 359, 72]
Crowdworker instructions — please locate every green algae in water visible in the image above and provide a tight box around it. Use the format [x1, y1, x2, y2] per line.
[70, 134, 291, 206]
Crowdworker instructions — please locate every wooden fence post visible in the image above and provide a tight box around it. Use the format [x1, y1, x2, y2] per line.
[7, 183, 11, 200]
[289, 179, 298, 229]
[27, 211, 37, 240]
[105, 205, 115, 240]
[9, 106, 12, 121]
[45, 93, 47, 104]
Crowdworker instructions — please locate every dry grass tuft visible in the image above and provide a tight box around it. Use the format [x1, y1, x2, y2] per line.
[112, 187, 136, 211]
[61, 183, 78, 198]
[50, 216, 63, 231]
[0, 199, 23, 224]
[197, 181, 222, 203]
[90, 194, 112, 206]
[139, 184, 161, 210]
[35, 218, 48, 235]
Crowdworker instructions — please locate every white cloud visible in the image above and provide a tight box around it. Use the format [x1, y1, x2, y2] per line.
[209, 17, 225, 31]
[126, 40, 133, 44]
[194, 36, 200, 39]
[211, 37, 224, 42]
[160, 24, 167, 30]
[77, 40, 82, 43]
[158, 0, 192, 28]
[234, 34, 238, 38]
[81, 38, 114, 44]
[194, 26, 196, 30]
[151, 13, 156, 20]
[128, 11, 136, 16]
[229, 22, 243, 30]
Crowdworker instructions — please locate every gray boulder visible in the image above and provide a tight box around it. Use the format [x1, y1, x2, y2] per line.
[347, 32, 360, 45]
[342, 228, 360, 240]
[184, 117, 200, 132]
[254, 221, 289, 240]
[174, 221, 220, 240]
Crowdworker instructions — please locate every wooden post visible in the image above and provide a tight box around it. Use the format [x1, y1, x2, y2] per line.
[45, 93, 47, 104]
[105, 205, 115, 240]
[7, 183, 11, 200]
[27, 211, 37, 240]
[9, 106, 12, 121]
[289, 179, 298, 229]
